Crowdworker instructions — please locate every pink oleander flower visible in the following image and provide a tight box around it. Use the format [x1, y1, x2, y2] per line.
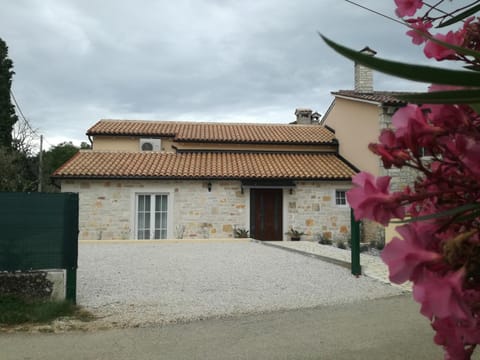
[369, 144, 411, 169]
[406, 18, 432, 45]
[443, 133, 480, 179]
[380, 222, 441, 284]
[460, 137, 480, 178]
[392, 104, 440, 150]
[413, 267, 468, 320]
[424, 30, 465, 60]
[428, 104, 470, 130]
[368, 129, 411, 168]
[347, 172, 405, 226]
[395, 0, 423, 17]
[432, 317, 478, 360]
[428, 84, 466, 92]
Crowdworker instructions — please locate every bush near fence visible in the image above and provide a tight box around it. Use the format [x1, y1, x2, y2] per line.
[0, 271, 53, 300]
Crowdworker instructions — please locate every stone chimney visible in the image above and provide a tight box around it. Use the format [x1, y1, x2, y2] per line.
[354, 46, 376, 93]
[295, 108, 314, 124]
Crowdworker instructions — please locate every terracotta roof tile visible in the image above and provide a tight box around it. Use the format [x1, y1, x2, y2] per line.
[87, 120, 336, 145]
[332, 90, 412, 105]
[53, 151, 356, 180]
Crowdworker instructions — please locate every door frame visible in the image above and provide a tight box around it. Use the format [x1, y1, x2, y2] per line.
[249, 188, 284, 241]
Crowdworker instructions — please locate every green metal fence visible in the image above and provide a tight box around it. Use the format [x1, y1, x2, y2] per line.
[0, 192, 79, 302]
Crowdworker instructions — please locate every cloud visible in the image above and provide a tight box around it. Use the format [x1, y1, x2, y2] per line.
[0, 0, 440, 146]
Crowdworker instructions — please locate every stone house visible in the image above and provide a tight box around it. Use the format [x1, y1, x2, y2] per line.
[321, 47, 418, 243]
[53, 115, 358, 241]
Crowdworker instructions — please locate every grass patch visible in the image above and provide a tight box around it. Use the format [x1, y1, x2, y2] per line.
[0, 296, 93, 325]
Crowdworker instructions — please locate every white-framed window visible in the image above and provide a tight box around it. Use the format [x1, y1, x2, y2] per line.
[136, 194, 168, 239]
[335, 189, 348, 207]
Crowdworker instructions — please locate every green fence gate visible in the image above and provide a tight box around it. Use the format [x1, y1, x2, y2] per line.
[0, 192, 79, 303]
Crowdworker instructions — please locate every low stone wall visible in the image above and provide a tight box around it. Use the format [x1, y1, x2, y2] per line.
[0, 271, 65, 301]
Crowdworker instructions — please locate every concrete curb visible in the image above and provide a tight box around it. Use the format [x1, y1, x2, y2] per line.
[250, 240, 352, 271]
[79, 239, 251, 244]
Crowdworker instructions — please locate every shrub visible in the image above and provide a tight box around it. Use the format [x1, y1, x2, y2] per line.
[234, 227, 249, 238]
[370, 240, 385, 251]
[318, 237, 333, 245]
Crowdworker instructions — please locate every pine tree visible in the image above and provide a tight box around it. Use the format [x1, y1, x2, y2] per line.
[0, 38, 18, 149]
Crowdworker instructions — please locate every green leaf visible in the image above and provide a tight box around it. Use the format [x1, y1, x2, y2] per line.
[438, 4, 480, 28]
[390, 203, 480, 224]
[454, 209, 480, 223]
[396, 89, 480, 104]
[471, 103, 480, 113]
[320, 35, 480, 86]
[464, 65, 480, 71]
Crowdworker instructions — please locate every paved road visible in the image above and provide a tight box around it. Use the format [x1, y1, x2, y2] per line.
[0, 295, 444, 360]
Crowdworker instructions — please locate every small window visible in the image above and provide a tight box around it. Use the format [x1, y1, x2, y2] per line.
[335, 190, 347, 206]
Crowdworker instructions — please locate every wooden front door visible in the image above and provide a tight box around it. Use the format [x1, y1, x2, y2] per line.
[250, 189, 283, 241]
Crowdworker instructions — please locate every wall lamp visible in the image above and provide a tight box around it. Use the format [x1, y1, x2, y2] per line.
[207, 182, 212, 192]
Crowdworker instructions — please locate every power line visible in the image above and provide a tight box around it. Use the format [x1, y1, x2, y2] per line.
[345, 0, 480, 25]
[10, 90, 38, 136]
[343, 0, 406, 26]
[10, 89, 54, 148]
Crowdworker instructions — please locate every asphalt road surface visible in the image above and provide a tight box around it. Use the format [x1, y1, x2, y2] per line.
[0, 294, 446, 360]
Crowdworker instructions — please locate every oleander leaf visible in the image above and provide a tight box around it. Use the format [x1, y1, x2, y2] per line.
[390, 203, 480, 224]
[438, 4, 480, 27]
[320, 34, 480, 86]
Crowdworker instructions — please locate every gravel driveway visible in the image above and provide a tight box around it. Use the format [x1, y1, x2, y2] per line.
[78, 241, 402, 328]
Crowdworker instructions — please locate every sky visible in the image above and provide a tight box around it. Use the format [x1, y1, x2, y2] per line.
[0, 0, 442, 149]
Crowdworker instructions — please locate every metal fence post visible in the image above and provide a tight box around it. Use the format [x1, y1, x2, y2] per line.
[351, 208, 361, 276]
[66, 267, 77, 304]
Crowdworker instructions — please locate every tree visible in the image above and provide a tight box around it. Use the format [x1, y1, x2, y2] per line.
[0, 148, 36, 192]
[39, 141, 82, 192]
[0, 38, 18, 149]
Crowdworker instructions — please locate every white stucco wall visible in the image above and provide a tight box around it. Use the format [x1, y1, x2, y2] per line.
[61, 179, 351, 241]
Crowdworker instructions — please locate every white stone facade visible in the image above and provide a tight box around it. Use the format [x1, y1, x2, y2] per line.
[61, 179, 352, 241]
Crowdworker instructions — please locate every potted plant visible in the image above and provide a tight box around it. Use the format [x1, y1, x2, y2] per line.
[286, 227, 305, 241]
[234, 227, 249, 238]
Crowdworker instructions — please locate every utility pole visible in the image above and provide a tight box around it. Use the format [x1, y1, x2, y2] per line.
[38, 134, 43, 192]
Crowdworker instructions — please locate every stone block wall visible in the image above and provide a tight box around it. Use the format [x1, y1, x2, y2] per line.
[62, 179, 248, 240]
[62, 180, 135, 240]
[173, 180, 247, 239]
[381, 166, 419, 193]
[62, 179, 351, 241]
[286, 181, 351, 243]
[361, 219, 385, 245]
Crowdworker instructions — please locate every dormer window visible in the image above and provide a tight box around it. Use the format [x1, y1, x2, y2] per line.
[140, 138, 161, 152]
